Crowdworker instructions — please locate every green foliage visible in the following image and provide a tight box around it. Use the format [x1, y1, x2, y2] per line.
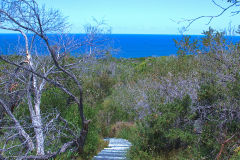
[202, 27, 226, 47]
[83, 71, 115, 104]
[227, 73, 240, 100]
[115, 126, 135, 140]
[80, 124, 101, 159]
[132, 96, 194, 154]
[198, 83, 219, 105]
[41, 87, 68, 113]
[109, 122, 136, 139]
[103, 97, 133, 122]
[174, 36, 198, 56]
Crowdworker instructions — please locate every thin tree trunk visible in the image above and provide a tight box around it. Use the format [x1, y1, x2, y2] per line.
[33, 97, 45, 155]
[27, 80, 45, 156]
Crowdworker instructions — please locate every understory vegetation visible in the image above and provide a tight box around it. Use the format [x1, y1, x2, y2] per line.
[1, 28, 240, 159]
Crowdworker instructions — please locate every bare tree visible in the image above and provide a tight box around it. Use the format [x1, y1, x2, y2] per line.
[0, 0, 109, 159]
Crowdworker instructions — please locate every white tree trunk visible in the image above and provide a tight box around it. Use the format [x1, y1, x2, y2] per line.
[27, 87, 45, 155]
[21, 29, 45, 156]
[33, 99, 45, 155]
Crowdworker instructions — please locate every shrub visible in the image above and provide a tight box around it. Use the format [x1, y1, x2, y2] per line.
[109, 121, 135, 138]
[132, 96, 194, 154]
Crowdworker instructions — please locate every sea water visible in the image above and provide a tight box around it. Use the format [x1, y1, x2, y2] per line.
[0, 34, 240, 58]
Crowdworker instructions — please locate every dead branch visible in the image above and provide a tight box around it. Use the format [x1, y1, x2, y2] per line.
[179, 1, 240, 29]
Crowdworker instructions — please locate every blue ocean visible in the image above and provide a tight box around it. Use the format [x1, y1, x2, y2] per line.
[0, 34, 240, 58]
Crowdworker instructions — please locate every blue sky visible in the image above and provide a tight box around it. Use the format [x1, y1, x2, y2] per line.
[3, 0, 240, 34]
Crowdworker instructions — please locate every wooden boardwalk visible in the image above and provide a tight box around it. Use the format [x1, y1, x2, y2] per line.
[93, 138, 132, 160]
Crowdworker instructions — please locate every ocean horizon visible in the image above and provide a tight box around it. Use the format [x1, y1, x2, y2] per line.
[0, 34, 240, 58]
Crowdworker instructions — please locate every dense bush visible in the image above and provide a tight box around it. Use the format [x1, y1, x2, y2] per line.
[133, 96, 194, 152]
[120, 28, 240, 159]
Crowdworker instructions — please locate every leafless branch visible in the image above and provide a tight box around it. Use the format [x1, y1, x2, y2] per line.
[180, 1, 240, 29]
